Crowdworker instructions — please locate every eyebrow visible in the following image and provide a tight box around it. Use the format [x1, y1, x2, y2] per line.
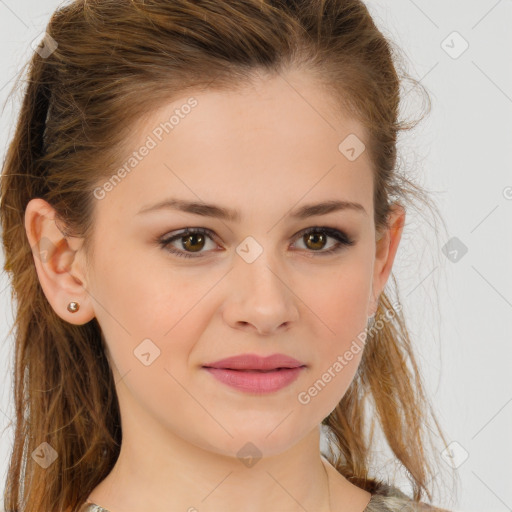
[137, 198, 367, 221]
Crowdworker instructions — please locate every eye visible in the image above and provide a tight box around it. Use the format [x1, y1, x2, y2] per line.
[158, 228, 219, 259]
[293, 226, 355, 256]
[158, 226, 355, 259]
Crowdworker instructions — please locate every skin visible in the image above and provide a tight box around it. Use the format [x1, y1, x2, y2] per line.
[25, 68, 405, 512]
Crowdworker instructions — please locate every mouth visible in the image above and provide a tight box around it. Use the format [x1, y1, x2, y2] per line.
[202, 365, 306, 394]
[202, 353, 306, 371]
[202, 366, 305, 372]
[201, 353, 306, 393]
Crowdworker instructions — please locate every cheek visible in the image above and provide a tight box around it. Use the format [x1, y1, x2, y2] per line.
[90, 235, 201, 331]
[89, 248, 219, 377]
[300, 255, 372, 398]
[306, 256, 373, 339]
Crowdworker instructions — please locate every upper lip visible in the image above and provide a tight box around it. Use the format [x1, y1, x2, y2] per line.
[202, 353, 306, 371]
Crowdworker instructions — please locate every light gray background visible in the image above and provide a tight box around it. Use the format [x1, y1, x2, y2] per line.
[0, 1, 511, 511]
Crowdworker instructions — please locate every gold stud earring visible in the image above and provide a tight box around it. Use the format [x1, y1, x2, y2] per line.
[67, 301, 80, 313]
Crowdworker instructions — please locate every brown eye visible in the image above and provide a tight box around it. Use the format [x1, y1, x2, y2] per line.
[292, 226, 355, 256]
[181, 232, 206, 252]
[303, 232, 328, 251]
[159, 228, 218, 259]
[158, 226, 355, 260]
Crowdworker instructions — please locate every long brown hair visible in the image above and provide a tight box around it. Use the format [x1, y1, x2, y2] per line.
[1, 1, 456, 510]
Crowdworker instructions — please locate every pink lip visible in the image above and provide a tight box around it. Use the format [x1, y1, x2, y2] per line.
[202, 353, 305, 371]
[202, 353, 306, 394]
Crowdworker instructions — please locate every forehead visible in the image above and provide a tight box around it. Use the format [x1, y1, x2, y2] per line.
[94, 71, 373, 223]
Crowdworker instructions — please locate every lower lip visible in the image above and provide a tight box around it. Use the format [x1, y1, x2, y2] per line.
[203, 367, 305, 393]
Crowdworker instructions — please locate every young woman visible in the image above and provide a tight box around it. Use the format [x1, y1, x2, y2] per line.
[1, 1, 456, 511]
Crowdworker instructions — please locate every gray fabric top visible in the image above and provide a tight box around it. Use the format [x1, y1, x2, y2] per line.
[77, 480, 446, 512]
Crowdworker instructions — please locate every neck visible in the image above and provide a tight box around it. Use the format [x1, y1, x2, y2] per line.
[88, 426, 333, 512]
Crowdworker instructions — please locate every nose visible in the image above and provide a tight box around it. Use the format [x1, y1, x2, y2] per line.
[222, 250, 300, 336]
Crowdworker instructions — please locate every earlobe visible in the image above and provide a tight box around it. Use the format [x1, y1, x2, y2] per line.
[24, 198, 95, 325]
[369, 203, 406, 314]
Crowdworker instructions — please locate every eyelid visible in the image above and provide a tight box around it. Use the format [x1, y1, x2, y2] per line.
[157, 225, 355, 259]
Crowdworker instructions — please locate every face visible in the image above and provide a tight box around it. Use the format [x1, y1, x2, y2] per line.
[27, 69, 404, 460]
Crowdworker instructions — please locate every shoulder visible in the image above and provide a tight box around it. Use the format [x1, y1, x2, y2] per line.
[364, 480, 451, 512]
[76, 503, 111, 512]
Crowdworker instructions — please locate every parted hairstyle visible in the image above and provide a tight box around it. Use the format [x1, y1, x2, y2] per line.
[0, 1, 456, 511]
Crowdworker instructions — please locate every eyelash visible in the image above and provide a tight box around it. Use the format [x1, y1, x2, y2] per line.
[157, 226, 355, 259]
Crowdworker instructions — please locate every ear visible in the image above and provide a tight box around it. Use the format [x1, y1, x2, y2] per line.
[368, 203, 406, 316]
[24, 198, 95, 325]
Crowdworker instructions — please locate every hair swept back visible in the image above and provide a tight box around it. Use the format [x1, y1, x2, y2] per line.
[1, 1, 456, 510]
